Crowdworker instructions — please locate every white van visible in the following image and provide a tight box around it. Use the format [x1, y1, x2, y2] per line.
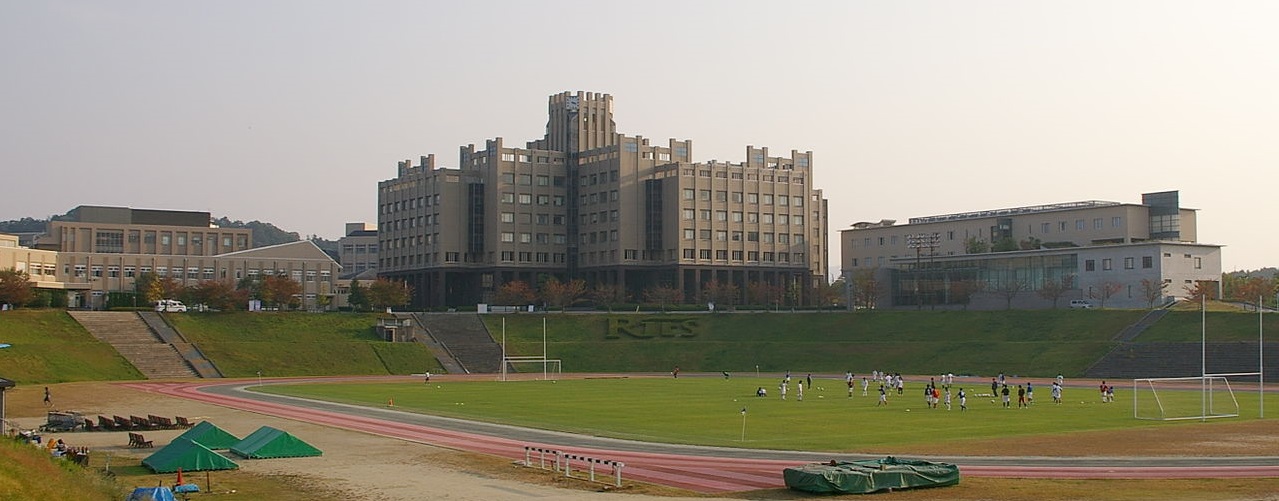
[155, 299, 188, 312]
[1069, 299, 1093, 309]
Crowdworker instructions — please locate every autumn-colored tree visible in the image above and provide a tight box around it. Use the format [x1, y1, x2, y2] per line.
[816, 278, 844, 310]
[588, 284, 627, 312]
[1183, 280, 1217, 304]
[156, 276, 184, 302]
[993, 277, 1028, 310]
[1088, 281, 1124, 309]
[134, 272, 164, 305]
[540, 277, 586, 311]
[850, 269, 885, 310]
[1139, 278, 1170, 309]
[493, 280, 537, 305]
[949, 279, 985, 310]
[1232, 276, 1275, 311]
[259, 275, 303, 309]
[745, 281, 783, 307]
[188, 280, 246, 311]
[1036, 279, 1070, 309]
[368, 278, 412, 310]
[701, 279, 740, 307]
[0, 268, 35, 308]
[643, 284, 683, 312]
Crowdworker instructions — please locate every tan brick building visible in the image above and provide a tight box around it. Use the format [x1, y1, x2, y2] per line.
[24, 206, 340, 309]
[379, 91, 829, 308]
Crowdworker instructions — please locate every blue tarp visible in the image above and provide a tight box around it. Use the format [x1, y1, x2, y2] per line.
[125, 486, 176, 501]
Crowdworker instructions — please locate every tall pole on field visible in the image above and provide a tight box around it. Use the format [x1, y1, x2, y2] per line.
[547, 316, 552, 380]
[501, 318, 507, 382]
[1201, 293, 1206, 422]
[1260, 295, 1265, 418]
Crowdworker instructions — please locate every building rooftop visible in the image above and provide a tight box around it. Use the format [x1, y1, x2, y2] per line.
[907, 200, 1122, 225]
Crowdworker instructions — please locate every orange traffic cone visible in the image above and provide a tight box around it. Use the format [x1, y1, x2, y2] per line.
[176, 467, 184, 485]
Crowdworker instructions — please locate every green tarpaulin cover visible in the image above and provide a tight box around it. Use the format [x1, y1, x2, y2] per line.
[142, 437, 240, 474]
[175, 420, 241, 450]
[783, 457, 959, 494]
[230, 426, 322, 459]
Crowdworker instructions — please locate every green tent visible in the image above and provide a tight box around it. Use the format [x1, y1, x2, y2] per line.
[142, 437, 239, 473]
[175, 420, 241, 450]
[230, 426, 322, 459]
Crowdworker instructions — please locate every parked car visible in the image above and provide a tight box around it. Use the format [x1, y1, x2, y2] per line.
[1069, 299, 1093, 309]
[155, 299, 188, 312]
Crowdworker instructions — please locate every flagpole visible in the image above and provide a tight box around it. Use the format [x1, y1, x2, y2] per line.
[740, 408, 747, 442]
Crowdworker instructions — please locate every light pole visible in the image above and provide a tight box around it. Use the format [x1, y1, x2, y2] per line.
[256, 370, 262, 388]
[906, 233, 941, 310]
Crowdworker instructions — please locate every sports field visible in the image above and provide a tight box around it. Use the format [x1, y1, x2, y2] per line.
[258, 375, 1275, 453]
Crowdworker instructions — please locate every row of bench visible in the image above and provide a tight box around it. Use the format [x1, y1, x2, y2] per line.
[85, 414, 195, 432]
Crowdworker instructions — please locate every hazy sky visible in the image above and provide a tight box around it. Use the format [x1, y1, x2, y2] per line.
[3, 2, 1276, 272]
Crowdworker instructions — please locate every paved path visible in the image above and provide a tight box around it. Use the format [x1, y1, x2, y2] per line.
[122, 376, 1279, 494]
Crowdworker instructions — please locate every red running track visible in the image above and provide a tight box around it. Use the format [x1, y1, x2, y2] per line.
[122, 380, 1279, 494]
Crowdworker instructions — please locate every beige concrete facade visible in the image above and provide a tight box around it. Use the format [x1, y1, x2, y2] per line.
[16, 206, 341, 310]
[338, 222, 379, 279]
[379, 91, 829, 308]
[839, 191, 1223, 309]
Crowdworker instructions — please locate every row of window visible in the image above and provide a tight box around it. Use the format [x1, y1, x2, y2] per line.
[67, 265, 332, 281]
[500, 173, 567, 187]
[682, 189, 806, 207]
[681, 249, 806, 263]
[501, 193, 567, 206]
[680, 168, 806, 183]
[340, 244, 380, 254]
[1083, 253, 1202, 272]
[1032, 217, 1124, 235]
[500, 212, 568, 225]
[683, 229, 807, 244]
[682, 209, 807, 225]
[500, 232, 568, 244]
[380, 195, 442, 215]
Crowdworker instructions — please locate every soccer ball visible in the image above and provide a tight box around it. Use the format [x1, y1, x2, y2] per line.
[906, 409, 911, 412]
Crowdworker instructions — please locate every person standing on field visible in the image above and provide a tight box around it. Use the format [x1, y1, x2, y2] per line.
[958, 388, 967, 411]
[1001, 384, 1011, 408]
[877, 385, 888, 406]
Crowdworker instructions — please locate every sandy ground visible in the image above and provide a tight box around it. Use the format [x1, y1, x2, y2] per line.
[6, 381, 709, 501]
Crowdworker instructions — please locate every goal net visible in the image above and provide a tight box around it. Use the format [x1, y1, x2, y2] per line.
[1132, 376, 1240, 421]
[501, 356, 562, 381]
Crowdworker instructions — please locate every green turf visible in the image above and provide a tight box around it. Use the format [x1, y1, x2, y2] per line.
[167, 312, 443, 377]
[0, 310, 144, 383]
[485, 310, 1140, 377]
[1135, 311, 1277, 342]
[258, 377, 1276, 452]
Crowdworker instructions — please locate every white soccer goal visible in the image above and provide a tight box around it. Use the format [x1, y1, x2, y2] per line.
[502, 356, 562, 381]
[1132, 375, 1242, 421]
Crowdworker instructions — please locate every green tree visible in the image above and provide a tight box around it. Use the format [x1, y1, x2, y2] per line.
[135, 272, 164, 305]
[964, 236, 989, 254]
[347, 279, 369, 311]
[0, 268, 35, 308]
[991, 237, 1019, 252]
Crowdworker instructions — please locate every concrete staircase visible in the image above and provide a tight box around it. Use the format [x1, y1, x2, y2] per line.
[414, 313, 505, 373]
[137, 312, 222, 378]
[68, 311, 197, 379]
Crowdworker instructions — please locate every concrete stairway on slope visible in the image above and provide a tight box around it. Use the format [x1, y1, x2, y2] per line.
[68, 311, 198, 379]
[414, 313, 504, 374]
[137, 312, 222, 378]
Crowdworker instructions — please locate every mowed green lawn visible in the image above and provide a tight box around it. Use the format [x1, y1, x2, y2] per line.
[259, 376, 1275, 452]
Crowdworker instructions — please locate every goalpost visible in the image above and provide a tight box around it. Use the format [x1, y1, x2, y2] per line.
[499, 317, 563, 381]
[1133, 375, 1241, 421]
[1132, 294, 1265, 421]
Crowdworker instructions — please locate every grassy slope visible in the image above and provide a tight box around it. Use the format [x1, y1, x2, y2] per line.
[168, 312, 443, 377]
[0, 310, 143, 384]
[1135, 311, 1277, 342]
[486, 310, 1141, 377]
[0, 437, 119, 501]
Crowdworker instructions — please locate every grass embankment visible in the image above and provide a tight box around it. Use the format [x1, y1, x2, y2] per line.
[486, 310, 1142, 377]
[263, 376, 1276, 453]
[1136, 311, 1277, 342]
[168, 313, 443, 377]
[0, 437, 119, 501]
[0, 310, 143, 384]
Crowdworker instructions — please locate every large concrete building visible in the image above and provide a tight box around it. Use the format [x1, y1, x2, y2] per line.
[379, 91, 829, 308]
[840, 191, 1222, 309]
[15, 205, 341, 309]
[337, 222, 379, 280]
